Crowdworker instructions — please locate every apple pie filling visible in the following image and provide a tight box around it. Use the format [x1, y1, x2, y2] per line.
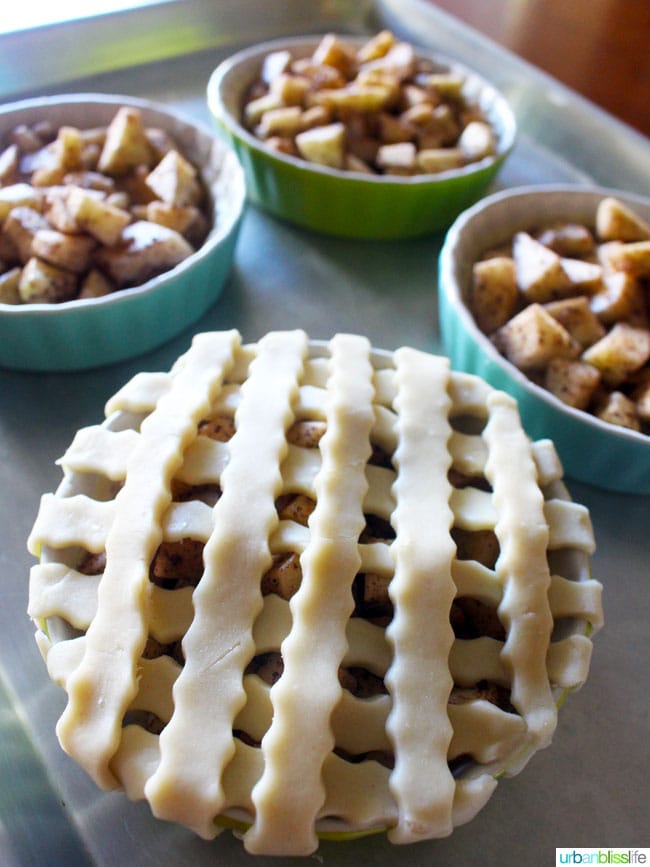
[28, 330, 602, 855]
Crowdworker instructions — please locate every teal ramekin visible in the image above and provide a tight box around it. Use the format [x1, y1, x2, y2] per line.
[439, 184, 650, 493]
[0, 94, 246, 372]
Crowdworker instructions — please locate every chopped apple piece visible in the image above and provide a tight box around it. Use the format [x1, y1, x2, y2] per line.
[595, 391, 640, 431]
[269, 73, 310, 107]
[458, 121, 495, 161]
[493, 303, 579, 370]
[312, 33, 358, 77]
[66, 186, 131, 246]
[256, 106, 304, 139]
[2, 206, 49, 262]
[560, 257, 604, 293]
[0, 266, 22, 304]
[544, 357, 601, 410]
[469, 256, 518, 334]
[513, 232, 573, 302]
[54, 126, 83, 171]
[605, 240, 650, 278]
[261, 50, 291, 85]
[98, 107, 152, 176]
[544, 296, 606, 347]
[18, 256, 77, 303]
[537, 223, 596, 257]
[78, 268, 114, 299]
[416, 147, 463, 173]
[96, 220, 193, 287]
[376, 141, 416, 174]
[356, 30, 395, 63]
[295, 123, 346, 169]
[0, 143, 19, 183]
[582, 322, 650, 386]
[596, 196, 650, 242]
[589, 271, 648, 326]
[145, 150, 201, 207]
[32, 228, 96, 273]
[0, 183, 42, 222]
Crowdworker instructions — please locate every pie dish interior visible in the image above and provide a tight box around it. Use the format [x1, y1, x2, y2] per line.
[28, 330, 602, 855]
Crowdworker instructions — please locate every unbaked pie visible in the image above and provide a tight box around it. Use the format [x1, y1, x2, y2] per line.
[28, 330, 603, 855]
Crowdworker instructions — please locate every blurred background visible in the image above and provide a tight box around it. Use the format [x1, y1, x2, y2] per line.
[2, 0, 648, 138]
[428, 0, 650, 137]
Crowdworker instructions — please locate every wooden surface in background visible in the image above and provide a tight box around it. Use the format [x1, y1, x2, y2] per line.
[428, 0, 650, 137]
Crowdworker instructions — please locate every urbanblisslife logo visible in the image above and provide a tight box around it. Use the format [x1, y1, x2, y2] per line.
[556, 850, 649, 865]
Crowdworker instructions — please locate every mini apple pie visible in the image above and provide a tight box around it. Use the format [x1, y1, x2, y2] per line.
[28, 330, 602, 855]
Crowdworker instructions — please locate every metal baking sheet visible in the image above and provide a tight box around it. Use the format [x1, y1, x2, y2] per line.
[1, 1, 648, 864]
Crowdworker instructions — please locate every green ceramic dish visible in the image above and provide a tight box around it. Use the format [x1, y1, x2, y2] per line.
[0, 94, 246, 372]
[438, 184, 650, 494]
[206, 36, 516, 240]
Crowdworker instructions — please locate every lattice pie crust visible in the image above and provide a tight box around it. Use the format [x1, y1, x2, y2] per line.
[28, 330, 603, 855]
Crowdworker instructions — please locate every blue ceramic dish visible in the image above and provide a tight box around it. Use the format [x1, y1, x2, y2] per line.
[439, 184, 650, 494]
[0, 94, 246, 372]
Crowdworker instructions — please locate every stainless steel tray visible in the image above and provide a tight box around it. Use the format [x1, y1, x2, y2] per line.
[1, 2, 648, 864]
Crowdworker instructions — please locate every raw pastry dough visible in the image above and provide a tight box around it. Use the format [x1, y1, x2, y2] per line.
[28, 330, 603, 855]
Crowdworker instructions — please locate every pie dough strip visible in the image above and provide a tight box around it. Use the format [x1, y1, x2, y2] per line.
[245, 334, 375, 856]
[450, 486, 495, 531]
[270, 520, 395, 577]
[127, 655, 179, 722]
[55, 330, 241, 790]
[251, 593, 392, 677]
[371, 404, 398, 453]
[450, 430, 488, 477]
[148, 586, 194, 643]
[294, 383, 327, 419]
[447, 370, 492, 414]
[483, 391, 556, 749]
[238, 672, 525, 766]
[162, 500, 213, 541]
[57, 425, 139, 479]
[112, 721, 499, 838]
[44, 634, 85, 686]
[364, 464, 395, 520]
[28, 494, 114, 555]
[531, 439, 564, 486]
[548, 575, 603, 628]
[450, 637, 508, 686]
[544, 499, 595, 553]
[145, 330, 308, 839]
[448, 701, 526, 765]
[452, 560, 502, 604]
[547, 635, 593, 688]
[103, 371, 171, 415]
[385, 348, 457, 844]
[175, 436, 229, 485]
[28, 563, 100, 631]
[235, 752, 496, 836]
